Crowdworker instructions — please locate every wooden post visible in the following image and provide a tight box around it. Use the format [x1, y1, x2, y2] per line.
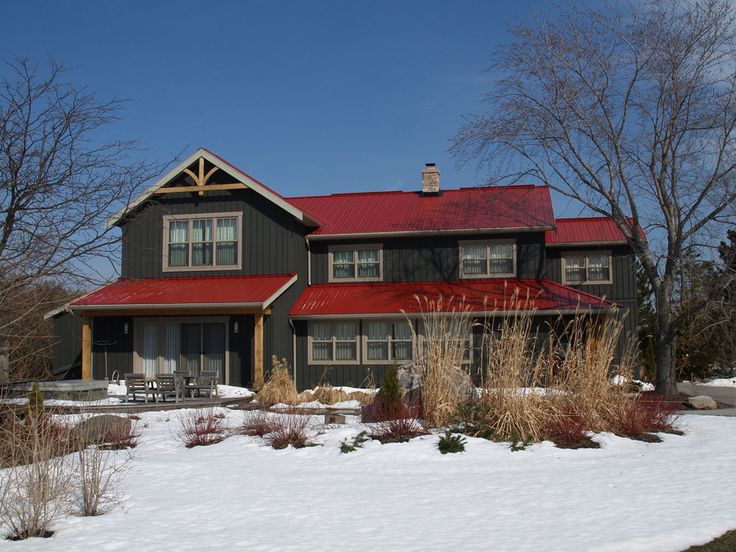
[254, 313, 264, 390]
[82, 316, 92, 381]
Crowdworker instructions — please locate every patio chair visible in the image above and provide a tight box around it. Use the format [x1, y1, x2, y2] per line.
[155, 374, 177, 402]
[173, 370, 191, 400]
[187, 370, 219, 398]
[125, 373, 152, 403]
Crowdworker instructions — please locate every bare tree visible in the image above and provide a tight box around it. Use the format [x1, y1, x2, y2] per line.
[452, 0, 736, 395]
[0, 59, 160, 379]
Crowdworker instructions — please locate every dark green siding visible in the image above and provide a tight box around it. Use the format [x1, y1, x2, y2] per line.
[310, 232, 545, 284]
[53, 312, 83, 379]
[545, 245, 639, 370]
[91, 317, 133, 380]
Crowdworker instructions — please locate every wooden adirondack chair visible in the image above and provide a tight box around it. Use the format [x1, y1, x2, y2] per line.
[125, 373, 153, 403]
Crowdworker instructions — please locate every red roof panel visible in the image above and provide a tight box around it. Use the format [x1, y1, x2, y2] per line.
[289, 279, 613, 317]
[546, 217, 632, 245]
[72, 274, 296, 309]
[289, 186, 554, 237]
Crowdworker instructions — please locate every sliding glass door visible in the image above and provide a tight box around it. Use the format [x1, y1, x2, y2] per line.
[137, 319, 227, 382]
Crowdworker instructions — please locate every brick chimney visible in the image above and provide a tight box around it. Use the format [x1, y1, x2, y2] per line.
[421, 163, 440, 194]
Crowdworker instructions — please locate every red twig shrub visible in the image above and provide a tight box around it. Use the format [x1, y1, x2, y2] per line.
[369, 415, 426, 444]
[177, 409, 226, 448]
[614, 393, 680, 441]
[241, 411, 278, 437]
[266, 415, 311, 450]
[542, 405, 599, 449]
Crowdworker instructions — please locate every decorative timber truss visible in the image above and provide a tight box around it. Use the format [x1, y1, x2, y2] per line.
[156, 156, 247, 197]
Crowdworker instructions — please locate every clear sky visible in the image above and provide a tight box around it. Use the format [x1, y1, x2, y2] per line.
[1, 0, 581, 215]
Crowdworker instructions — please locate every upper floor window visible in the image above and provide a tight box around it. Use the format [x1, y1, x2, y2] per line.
[163, 212, 242, 271]
[328, 245, 383, 282]
[562, 252, 611, 284]
[459, 240, 516, 278]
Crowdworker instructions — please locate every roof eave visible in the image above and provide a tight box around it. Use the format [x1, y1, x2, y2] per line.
[306, 225, 556, 241]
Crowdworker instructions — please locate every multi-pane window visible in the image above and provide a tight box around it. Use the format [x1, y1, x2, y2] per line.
[460, 241, 515, 278]
[419, 335, 473, 367]
[309, 321, 359, 363]
[164, 213, 241, 270]
[329, 246, 382, 281]
[364, 321, 414, 363]
[562, 252, 611, 284]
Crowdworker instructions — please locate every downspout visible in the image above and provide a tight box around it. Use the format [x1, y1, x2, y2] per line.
[305, 236, 312, 286]
[289, 318, 297, 390]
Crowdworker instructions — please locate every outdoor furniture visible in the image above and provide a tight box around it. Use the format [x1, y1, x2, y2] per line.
[173, 370, 191, 400]
[155, 374, 177, 402]
[187, 370, 219, 398]
[125, 373, 153, 403]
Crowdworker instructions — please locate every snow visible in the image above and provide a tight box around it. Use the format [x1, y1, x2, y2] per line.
[108, 382, 255, 400]
[612, 375, 656, 392]
[696, 378, 736, 387]
[2, 411, 736, 551]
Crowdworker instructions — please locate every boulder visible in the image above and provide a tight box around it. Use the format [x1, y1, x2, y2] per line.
[687, 395, 718, 410]
[72, 415, 132, 447]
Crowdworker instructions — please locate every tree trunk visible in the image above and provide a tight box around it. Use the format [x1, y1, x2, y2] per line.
[654, 332, 677, 397]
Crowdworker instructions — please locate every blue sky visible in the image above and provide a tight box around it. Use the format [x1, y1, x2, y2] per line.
[1, 0, 581, 215]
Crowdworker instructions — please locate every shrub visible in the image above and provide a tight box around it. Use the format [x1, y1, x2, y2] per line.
[256, 356, 298, 408]
[379, 364, 404, 417]
[241, 410, 278, 437]
[369, 415, 426, 444]
[542, 405, 599, 449]
[267, 415, 312, 450]
[613, 393, 681, 442]
[340, 430, 371, 453]
[347, 391, 376, 406]
[177, 409, 226, 448]
[0, 408, 74, 540]
[313, 385, 349, 405]
[437, 430, 466, 454]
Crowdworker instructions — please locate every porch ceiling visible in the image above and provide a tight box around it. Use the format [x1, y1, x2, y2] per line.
[71, 274, 296, 314]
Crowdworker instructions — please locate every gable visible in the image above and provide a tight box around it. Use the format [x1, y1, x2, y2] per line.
[107, 148, 320, 228]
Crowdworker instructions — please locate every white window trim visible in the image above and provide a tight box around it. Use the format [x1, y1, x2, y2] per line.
[328, 244, 383, 283]
[307, 321, 361, 365]
[459, 239, 517, 279]
[561, 250, 613, 285]
[132, 316, 230, 384]
[162, 211, 243, 272]
[361, 319, 416, 365]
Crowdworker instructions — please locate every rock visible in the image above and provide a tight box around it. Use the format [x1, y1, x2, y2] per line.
[688, 395, 718, 410]
[72, 415, 132, 447]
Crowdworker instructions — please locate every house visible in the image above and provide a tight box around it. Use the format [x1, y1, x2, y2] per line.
[49, 148, 640, 390]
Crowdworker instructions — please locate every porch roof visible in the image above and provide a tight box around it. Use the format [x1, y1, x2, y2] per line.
[289, 278, 614, 318]
[71, 274, 297, 312]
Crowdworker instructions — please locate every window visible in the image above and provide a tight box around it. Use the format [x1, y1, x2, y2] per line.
[562, 251, 611, 284]
[163, 212, 242, 271]
[418, 334, 473, 367]
[308, 321, 359, 364]
[460, 241, 516, 278]
[328, 245, 382, 282]
[363, 320, 414, 363]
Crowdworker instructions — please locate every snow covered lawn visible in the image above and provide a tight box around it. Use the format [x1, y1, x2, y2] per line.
[2, 411, 735, 551]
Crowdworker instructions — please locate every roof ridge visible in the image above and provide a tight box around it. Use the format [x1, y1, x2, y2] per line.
[289, 184, 545, 201]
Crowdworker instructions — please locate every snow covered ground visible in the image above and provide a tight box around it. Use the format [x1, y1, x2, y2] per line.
[1, 410, 735, 551]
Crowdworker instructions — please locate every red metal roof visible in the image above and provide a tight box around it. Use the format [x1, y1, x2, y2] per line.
[288, 185, 554, 237]
[72, 274, 297, 310]
[545, 217, 633, 245]
[289, 279, 613, 317]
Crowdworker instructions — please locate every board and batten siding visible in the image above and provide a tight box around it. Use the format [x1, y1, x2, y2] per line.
[310, 232, 545, 284]
[545, 245, 639, 369]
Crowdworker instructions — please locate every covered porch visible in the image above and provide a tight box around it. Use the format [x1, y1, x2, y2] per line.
[70, 274, 297, 389]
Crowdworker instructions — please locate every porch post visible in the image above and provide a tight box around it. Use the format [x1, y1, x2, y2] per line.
[82, 315, 92, 380]
[254, 313, 264, 390]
